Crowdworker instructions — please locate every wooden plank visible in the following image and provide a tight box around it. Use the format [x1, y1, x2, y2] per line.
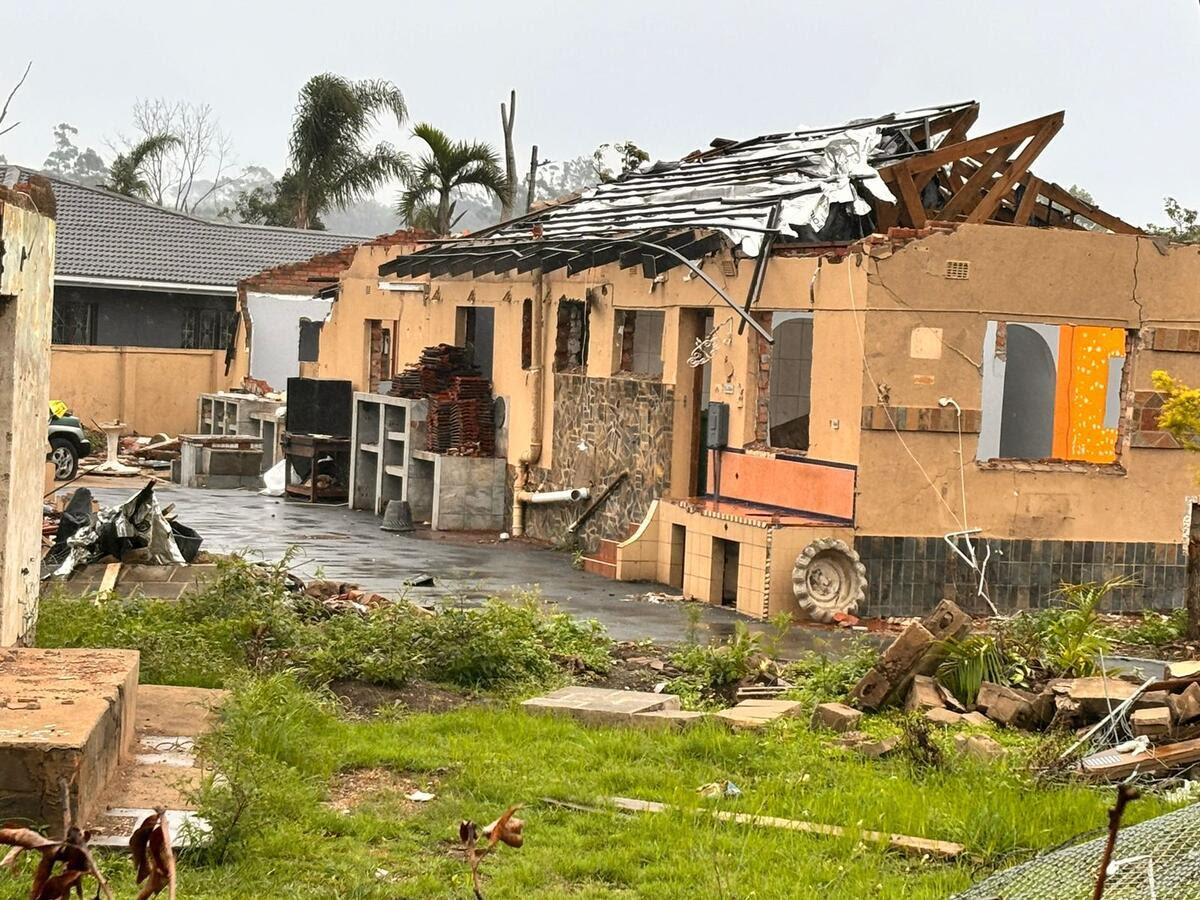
[892, 165, 927, 228]
[936, 143, 1020, 221]
[965, 116, 1064, 224]
[912, 105, 980, 192]
[1037, 179, 1142, 234]
[881, 112, 1062, 178]
[99, 562, 121, 597]
[1013, 175, 1042, 226]
[608, 797, 963, 860]
[1081, 735, 1200, 781]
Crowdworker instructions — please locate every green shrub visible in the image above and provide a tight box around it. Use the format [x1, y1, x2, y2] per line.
[995, 578, 1126, 679]
[667, 622, 764, 706]
[1122, 608, 1187, 646]
[37, 554, 611, 694]
[780, 640, 879, 709]
[191, 672, 339, 863]
[936, 635, 1006, 706]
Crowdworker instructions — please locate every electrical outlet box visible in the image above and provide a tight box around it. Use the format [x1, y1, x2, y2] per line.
[707, 402, 730, 449]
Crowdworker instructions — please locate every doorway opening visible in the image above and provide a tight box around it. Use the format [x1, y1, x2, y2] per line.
[711, 537, 740, 608]
[456, 306, 495, 379]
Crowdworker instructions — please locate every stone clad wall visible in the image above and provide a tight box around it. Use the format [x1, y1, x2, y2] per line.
[522, 373, 673, 550]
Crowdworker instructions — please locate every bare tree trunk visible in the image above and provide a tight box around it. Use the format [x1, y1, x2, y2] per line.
[438, 187, 452, 235]
[525, 145, 539, 214]
[500, 90, 517, 221]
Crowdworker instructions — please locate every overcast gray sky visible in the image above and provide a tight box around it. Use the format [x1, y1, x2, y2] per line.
[2, 0, 1196, 226]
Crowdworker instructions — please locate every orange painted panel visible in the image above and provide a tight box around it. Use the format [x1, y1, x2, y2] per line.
[706, 451, 855, 521]
[1062, 325, 1125, 463]
[1051, 325, 1075, 460]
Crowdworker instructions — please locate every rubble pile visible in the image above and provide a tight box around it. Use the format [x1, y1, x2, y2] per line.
[833, 598, 1200, 781]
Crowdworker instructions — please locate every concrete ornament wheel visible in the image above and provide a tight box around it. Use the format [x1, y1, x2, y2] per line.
[792, 538, 866, 623]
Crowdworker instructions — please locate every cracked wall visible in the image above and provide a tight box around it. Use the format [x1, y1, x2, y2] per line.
[853, 224, 1200, 611]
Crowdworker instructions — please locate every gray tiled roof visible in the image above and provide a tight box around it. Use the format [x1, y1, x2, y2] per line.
[9, 166, 366, 289]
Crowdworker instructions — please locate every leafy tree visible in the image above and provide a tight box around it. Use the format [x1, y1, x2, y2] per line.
[103, 133, 180, 197]
[1150, 370, 1200, 638]
[42, 123, 108, 185]
[282, 74, 409, 229]
[592, 140, 649, 183]
[397, 124, 506, 235]
[1147, 197, 1200, 243]
[231, 171, 325, 229]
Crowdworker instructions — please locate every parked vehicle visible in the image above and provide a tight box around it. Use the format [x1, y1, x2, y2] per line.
[47, 402, 91, 480]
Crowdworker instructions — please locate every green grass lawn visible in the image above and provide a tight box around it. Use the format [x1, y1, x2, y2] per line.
[3, 675, 1167, 900]
[24, 567, 1176, 899]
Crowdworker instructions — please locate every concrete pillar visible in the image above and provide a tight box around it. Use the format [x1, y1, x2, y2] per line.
[0, 182, 56, 645]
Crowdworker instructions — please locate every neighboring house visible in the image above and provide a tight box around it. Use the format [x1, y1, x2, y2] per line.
[273, 101, 1200, 622]
[2, 166, 363, 434]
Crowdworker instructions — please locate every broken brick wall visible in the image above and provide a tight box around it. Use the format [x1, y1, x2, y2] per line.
[521, 372, 673, 550]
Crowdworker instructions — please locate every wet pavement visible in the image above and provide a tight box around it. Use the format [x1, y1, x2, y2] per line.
[86, 481, 870, 656]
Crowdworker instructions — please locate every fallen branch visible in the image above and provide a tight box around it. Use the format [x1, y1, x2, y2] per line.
[1092, 784, 1138, 900]
[600, 796, 963, 860]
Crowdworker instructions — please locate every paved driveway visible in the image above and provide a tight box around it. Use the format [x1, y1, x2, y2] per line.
[87, 482, 868, 656]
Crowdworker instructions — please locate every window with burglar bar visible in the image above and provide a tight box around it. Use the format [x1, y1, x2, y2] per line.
[181, 308, 237, 350]
[52, 301, 98, 345]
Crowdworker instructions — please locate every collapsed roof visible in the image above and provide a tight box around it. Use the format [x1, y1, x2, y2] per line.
[382, 101, 1138, 284]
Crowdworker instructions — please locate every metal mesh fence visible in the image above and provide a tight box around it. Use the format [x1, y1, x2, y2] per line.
[954, 802, 1200, 900]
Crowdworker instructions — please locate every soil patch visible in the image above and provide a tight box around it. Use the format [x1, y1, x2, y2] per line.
[588, 642, 681, 692]
[331, 678, 474, 716]
[326, 767, 440, 813]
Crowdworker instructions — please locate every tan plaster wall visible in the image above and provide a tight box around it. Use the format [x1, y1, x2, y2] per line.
[0, 202, 55, 645]
[855, 225, 1200, 544]
[347, 252, 866, 477]
[50, 346, 229, 436]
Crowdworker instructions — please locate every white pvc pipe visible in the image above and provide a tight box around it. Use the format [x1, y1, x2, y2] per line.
[518, 487, 590, 505]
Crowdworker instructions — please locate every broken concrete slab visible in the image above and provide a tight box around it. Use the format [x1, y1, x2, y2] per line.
[1056, 677, 1142, 719]
[713, 699, 803, 730]
[855, 736, 901, 759]
[925, 707, 964, 728]
[905, 675, 946, 712]
[850, 600, 970, 710]
[1131, 706, 1173, 737]
[955, 733, 1006, 762]
[1166, 660, 1200, 680]
[1169, 682, 1200, 725]
[0, 648, 139, 826]
[977, 682, 1050, 729]
[522, 686, 680, 726]
[630, 709, 707, 731]
[812, 702, 863, 733]
[961, 711, 993, 728]
[921, 599, 972, 642]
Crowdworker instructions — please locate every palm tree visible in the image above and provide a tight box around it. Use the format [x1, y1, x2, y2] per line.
[398, 124, 508, 235]
[287, 74, 409, 229]
[104, 133, 179, 197]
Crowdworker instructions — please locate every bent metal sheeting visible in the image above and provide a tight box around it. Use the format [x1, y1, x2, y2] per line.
[382, 101, 977, 281]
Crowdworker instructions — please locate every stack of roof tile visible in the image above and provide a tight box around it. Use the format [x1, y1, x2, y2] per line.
[389, 344, 479, 398]
[427, 377, 495, 457]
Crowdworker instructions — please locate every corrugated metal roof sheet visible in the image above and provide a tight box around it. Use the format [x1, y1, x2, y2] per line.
[8, 167, 366, 289]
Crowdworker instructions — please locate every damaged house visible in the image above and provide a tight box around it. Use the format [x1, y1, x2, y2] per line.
[1, 166, 362, 435]
[253, 101, 1200, 621]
